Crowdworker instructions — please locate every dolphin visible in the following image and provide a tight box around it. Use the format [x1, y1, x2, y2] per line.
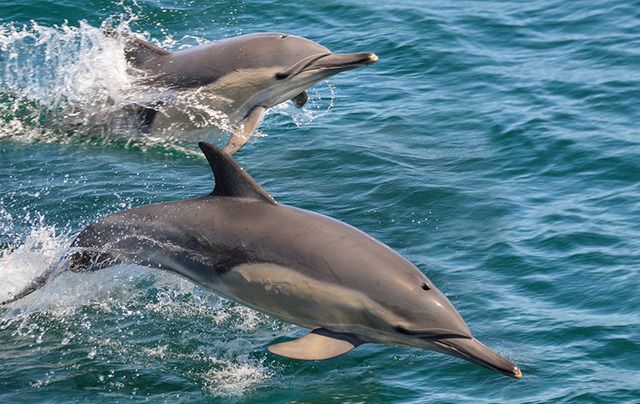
[114, 32, 378, 153]
[2, 143, 522, 379]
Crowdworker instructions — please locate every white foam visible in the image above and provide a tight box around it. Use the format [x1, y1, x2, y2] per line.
[0, 17, 232, 152]
[0, 212, 70, 303]
[201, 359, 272, 396]
[0, 21, 132, 134]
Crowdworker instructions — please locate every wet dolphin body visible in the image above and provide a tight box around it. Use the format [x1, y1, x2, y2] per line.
[3, 143, 522, 379]
[117, 32, 378, 153]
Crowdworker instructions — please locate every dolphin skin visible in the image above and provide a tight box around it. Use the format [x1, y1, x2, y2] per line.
[4, 143, 522, 379]
[115, 32, 378, 153]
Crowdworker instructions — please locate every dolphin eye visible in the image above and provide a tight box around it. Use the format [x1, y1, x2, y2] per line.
[420, 282, 430, 291]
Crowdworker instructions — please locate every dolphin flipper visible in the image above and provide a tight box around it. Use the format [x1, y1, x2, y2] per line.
[224, 106, 266, 155]
[291, 91, 308, 108]
[120, 103, 161, 131]
[268, 328, 362, 360]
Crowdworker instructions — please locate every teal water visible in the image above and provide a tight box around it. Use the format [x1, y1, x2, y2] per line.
[1, 0, 639, 401]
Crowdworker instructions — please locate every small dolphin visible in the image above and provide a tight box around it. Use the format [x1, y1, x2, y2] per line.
[3, 143, 522, 379]
[115, 32, 378, 153]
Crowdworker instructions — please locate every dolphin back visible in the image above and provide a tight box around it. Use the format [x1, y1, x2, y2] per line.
[125, 32, 330, 88]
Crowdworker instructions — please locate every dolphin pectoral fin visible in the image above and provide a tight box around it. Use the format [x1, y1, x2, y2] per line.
[224, 106, 266, 155]
[291, 91, 308, 108]
[120, 103, 162, 131]
[268, 328, 361, 360]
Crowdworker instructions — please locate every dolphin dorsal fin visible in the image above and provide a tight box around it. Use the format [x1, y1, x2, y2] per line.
[106, 30, 171, 67]
[125, 36, 171, 67]
[198, 142, 277, 205]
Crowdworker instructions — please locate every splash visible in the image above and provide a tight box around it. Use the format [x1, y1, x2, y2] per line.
[201, 359, 272, 396]
[0, 258, 277, 397]
[0, 21, 134, 140]
[0, 211, 70, 305]
[270, 80, 337, 127]
[0, 17, 233, 153]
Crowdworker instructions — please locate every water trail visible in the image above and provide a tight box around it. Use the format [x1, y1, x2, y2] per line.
[0, 21, 131, 138]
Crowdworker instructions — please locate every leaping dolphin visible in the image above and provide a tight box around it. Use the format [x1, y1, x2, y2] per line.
[3, 143, 522, 379]
[114, 32, 378, 153]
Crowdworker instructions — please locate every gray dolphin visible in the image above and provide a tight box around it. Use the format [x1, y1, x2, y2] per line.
[115, 32, 378, 153]
[3, 143, 522, 379]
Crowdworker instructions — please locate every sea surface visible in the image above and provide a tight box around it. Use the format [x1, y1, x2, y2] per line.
[1, 0, 639, 402]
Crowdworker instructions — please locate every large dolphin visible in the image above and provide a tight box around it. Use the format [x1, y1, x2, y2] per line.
[115, 32, 378, 153]
[3, 143, 522, 379]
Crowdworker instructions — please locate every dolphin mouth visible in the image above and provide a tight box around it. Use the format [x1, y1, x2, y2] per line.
[435, 337, 523, 379]
[394, 326, 470, 340]
[302, 52, 378, 73]
[275, 52, 377, 81]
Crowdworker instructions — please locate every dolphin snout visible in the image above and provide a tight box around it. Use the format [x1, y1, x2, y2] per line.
[305, 52, 379, 72]
[436, 337, 523, 379]
[349, 52, 378, 64]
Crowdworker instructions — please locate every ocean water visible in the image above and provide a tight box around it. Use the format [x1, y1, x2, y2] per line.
[1, 0, 639, 401]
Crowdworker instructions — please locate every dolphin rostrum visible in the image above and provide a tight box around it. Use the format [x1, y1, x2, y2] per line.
[3, 143, 522, 379]
[115, 32, 378, 153]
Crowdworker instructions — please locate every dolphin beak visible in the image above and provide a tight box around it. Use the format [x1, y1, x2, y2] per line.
[276, 52, 378, 80]
[435, 337, 523, 379]
[305, 52, 378, 72]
